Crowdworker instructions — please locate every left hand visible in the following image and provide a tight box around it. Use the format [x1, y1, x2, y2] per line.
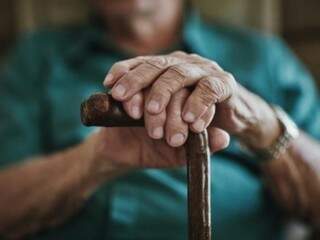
[103, 51, 280, 149]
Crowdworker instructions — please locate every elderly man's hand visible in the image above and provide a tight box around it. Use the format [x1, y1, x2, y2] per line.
[86, 124, 229, 170]
[103, 51, 280, 150]
[83, 88, 230, 171]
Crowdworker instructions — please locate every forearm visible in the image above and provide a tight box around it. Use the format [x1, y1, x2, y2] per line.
[261, 133, 320, 228]
[0, 136, 122, 239]
[229, 85, 320, 228]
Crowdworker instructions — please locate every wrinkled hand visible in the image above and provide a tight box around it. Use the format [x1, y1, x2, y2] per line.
[103, 51, 237, 148]
[89, 125, 229, 169]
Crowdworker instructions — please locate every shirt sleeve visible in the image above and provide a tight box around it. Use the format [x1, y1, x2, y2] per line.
[0, 34, 46, 168]
[268, 38, 320, 140]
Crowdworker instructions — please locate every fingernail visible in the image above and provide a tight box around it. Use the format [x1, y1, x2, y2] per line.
[153, 127, 164, 139]
[113, 84, 126, 98]
[148, 100, 160, 113]
[170, 133, 185, 147]
[131, 106, 141, 119]
[184, 112, 196, 123]
[193, 119, 205, 132]
[103, 73, 113, 85]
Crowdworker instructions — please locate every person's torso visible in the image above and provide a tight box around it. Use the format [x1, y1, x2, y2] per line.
[30, 23, 284, 240]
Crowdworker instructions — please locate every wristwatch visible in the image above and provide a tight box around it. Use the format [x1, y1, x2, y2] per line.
[241, 106, 300, 161]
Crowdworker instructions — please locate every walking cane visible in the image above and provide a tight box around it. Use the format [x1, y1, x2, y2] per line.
[81, 93, 211, 240]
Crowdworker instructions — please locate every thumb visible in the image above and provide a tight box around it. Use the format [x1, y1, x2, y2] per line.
[208, 127, 230, 153]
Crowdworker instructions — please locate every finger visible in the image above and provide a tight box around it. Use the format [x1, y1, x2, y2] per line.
[190, 105, 215, 133]
[146, 63, 209, 115]
[111, 62, 165, 101]
[207, 128, 230, 153]
[110, 56, 185, 101]
[122, 92, 144, 120]
[183, 72, 236, 123]
[189, 54, 223, 70]
[103, 58, 145, 87]
[144, 90, 166, 140]
[165, 89, 190, 147]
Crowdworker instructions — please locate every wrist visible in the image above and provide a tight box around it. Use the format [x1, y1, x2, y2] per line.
[240, 105, 300, 161]
[244, 104, 282, 149]
[43, 141, 116, 200]
[80, 132, 129, 181]
[233, 87, 282, 149]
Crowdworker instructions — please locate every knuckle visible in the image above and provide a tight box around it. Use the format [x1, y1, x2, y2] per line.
[189, 54, 209, 65]
[189, 53, 203, 62]
[224, 72, 234, 81]
[156, 112, 167, 123]
[167, 116, 187, 133]
[171, 51, 187, 57]
[168, 110, 183, 124]
[136, 56, 148, 61]
[111, 61, 128, 72]
[190, 54, 212, 65]
[156, 65, 187, 92]
[153, 80, 174, 97]
[188, 53, 214, 64]
[223, 72, 237, 91]
[210, 61, 221, 70]
[190, 53, 201, 58]
[168, 64, 188, 79]
[126, 70, 148, 86]
[146, 56, 169, 69]
[170, 93, 185, 110]
[200, 61, 221, 72]
[197, 78, 222, 105]
[147, 112, 166, 127]
[132, 92, 143, 103]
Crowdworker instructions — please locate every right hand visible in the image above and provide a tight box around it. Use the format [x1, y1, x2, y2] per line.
[83, 89, 230, 171]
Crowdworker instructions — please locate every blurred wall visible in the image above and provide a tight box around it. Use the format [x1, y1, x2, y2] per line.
[0, 0, 281, 61]
[14, 0, 88, 33]
[0, 1, 15, 58]
[13, 0, 280, 33]
[0, 0, 319, 84]
[282, 0, 320, 85]
[196, 0, 281, 33]
[1, 0, 281, 47]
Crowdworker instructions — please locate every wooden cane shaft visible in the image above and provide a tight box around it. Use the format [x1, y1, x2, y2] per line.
[81, 93, 212, 240]
[187, 132, 211, 240]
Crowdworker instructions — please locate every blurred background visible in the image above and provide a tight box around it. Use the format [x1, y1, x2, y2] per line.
[0, 1, 319, 239]
[0, 0, 320, 85]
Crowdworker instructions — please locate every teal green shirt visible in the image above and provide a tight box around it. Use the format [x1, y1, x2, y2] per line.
[1, 13, 320, 240]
